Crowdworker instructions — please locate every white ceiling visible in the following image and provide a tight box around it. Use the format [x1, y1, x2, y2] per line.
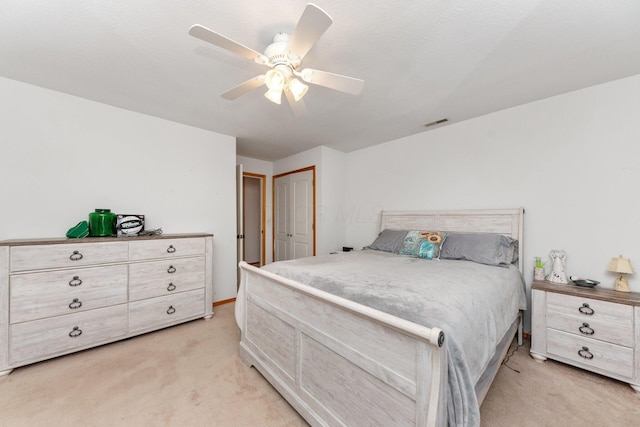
[1, 1, 639, 161]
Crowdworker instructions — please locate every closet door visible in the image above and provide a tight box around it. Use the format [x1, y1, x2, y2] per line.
[274, 175, 290, 261]
[289, 170, 313, 259]
[273, 168, 314, 262]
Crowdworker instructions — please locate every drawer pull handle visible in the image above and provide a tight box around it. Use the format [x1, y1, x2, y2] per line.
[167, 245, 176, 253]
[579, 323, 595, 335]
[167, 283, 176, 292]
[68, 276, 83, 287]
[69, 326, 82, 338]
[578, 303, 594, 315]
[68, 298, 83, 309]
[167, 265, 176, 274]
[167, 306, 176, 315]
[578, 346, 594, 360]
[69, 250, 83, 261]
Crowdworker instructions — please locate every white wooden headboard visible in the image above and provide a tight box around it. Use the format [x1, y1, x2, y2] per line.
[379, 208, 525, 273]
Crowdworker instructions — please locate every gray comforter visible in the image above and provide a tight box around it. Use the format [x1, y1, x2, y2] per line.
[262, 250, 527, 427]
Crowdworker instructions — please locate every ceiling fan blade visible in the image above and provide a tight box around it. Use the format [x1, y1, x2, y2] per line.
[189, 24, 269, 65]
[299, 68, 364, 95]
[287, 4, 333, 60]
[285, 89, 308, 117]
[221, 76, 265, 100]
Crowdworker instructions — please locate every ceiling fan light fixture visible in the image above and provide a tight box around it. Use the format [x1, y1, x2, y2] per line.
[288, 78, 309, 102]
[264, 88, 283, 105]
[265, 69, 286, 91]
[189, 4, 364, 108]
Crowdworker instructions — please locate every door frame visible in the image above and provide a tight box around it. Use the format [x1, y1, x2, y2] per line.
[272, 165, 316, 261]
[243, 172, 266, 267]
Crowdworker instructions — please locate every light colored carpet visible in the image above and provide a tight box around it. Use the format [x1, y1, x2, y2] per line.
[0, 303, 638, 426]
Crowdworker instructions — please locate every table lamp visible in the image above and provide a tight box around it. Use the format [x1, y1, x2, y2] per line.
[608, 255, 634, 292]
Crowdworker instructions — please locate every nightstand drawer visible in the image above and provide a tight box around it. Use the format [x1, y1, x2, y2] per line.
[547, 292, 633, 325]
[129, 238, 205, 261]
[547, 329, 634, 379]
[10, 265, 128, 323]
[546, 310, 633, 347]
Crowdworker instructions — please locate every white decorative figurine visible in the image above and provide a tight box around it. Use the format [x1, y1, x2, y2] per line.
[547, 249, 568, 284]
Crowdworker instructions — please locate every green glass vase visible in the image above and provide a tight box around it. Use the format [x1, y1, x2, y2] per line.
[89, 209, 116, 237]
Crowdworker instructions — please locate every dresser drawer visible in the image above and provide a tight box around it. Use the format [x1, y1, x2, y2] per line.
[547, 329, 634, 379]
[546, 310, 633, 347]
[129, 289, 205, 333]
[10, 265, 128, 323]
[10, 304, 128, 364]
[129, 238, 205, 261]
[129, 257, 205, 301]
[10, 242, 128, 272]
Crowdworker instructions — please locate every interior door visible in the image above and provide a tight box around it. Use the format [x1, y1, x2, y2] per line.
[273, 174, 290, 262]
[290, 169, 314, 259]
[273, 167, 315, 262]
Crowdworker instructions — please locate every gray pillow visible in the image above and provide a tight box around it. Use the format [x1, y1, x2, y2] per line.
[364, 229, 408, 253]
[440, 233, 518, 267]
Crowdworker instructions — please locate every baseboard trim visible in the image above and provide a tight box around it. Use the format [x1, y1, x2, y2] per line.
[213, 297, 236, 307]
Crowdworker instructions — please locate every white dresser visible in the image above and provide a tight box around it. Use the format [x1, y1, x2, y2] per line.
[530, 280, 640, 392]
[0, 233, 213, 376]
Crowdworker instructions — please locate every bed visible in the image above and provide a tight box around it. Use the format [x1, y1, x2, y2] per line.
[235, 208, 526, 426]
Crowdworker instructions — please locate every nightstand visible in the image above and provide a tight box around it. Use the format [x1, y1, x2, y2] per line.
[530, 280, 640, 392]
[330, 247, 355, 254]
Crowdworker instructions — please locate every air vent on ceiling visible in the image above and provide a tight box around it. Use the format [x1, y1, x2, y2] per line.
[424, 118, 449, 128]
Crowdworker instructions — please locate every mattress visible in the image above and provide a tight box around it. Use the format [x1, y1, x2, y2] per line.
[261, 249, 527, 426]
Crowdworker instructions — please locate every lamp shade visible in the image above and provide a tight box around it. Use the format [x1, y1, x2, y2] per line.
[608, 255, 634, 274]
[265, 69, 286, 91]
[264, 88, 282, 105]
[288, 78, 308, 102]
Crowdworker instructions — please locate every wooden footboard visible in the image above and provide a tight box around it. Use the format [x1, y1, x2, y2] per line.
[236, 261, 448, 427]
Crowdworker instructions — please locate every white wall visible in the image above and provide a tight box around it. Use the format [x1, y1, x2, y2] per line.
[0, 77, 238, 302]
[318, 146, 347, 253]
[273, 146, 322, 176]
[344, 74, 640, 329]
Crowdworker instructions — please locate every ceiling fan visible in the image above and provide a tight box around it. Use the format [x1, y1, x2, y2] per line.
[188, 3, 364, 109]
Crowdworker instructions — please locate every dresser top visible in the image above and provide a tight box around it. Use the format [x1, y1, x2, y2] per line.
[0, 233, 213, 247]
[533, 280, 640, 307]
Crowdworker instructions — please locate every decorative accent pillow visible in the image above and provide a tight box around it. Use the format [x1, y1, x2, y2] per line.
[418, 239, 436, 259]
[398, 231, 447, 259]
[440, 233, 519, 267]
[364, 229, 408, 253]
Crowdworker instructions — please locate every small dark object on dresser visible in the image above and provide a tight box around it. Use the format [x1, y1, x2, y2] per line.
[570, 276, 600, 287]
